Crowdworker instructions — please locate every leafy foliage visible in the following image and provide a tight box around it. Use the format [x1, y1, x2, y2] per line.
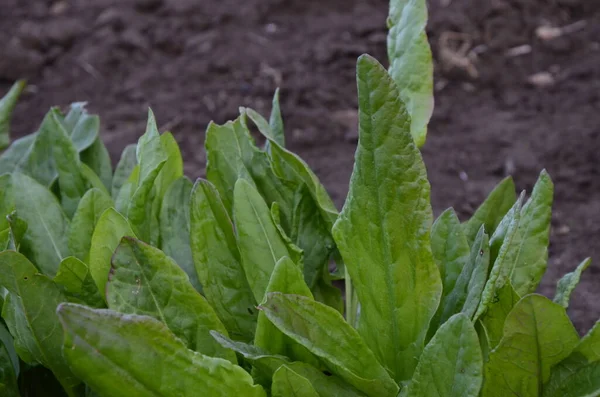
[0, 1, 596, 396]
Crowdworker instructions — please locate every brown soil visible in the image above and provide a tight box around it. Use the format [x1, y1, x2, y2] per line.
[1, 0, 599, 332]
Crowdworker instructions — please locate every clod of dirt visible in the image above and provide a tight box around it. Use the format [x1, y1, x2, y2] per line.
[527, 71, 555, 88]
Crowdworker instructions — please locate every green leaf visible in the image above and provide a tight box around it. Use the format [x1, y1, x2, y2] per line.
[234, 179, 300, 303]
[80, 137, 113, 192]
[190, 179, 257, 342]
[463, 176, 516, 245]
[88, 208, 135, 294]
[61, 102, 99, 152]
[405, 314, 483, 397]
[474, 195, 523, 321]
[283, 362, 367, 397]
[154, 132, 183, 201]
[0, 323, 19, 397]
[80, 162, 110, 195]
[159, 176, 200, 291]
[0, 323, 18, 377]
[269, 88, 285, 147]
[260, 293, 399, 397]
[0, 251, 80, 396]
[575, 321, 600, 362]
[461, 227, 490, 319]
[0, 80, 26, 150]
[111, 144, 137, 200]
[11, 172, 70, 277]
[482, 294, 579, 397]
[332, 54, 441, 382]
[272, 365, 320, 397]
[0, 134, 35, 178]
[508, 170, 553, 296]
[114, 164, 139, 214]
[57, 303, 266, 397]
[387, 0, 433, 147]
[107, 237, 235, 361]
[544, 361, 600, 397]
[554, 257, 591, 309]
[68, 188, 113, 262]
[478, 282, 520, 349]
[6, 211, 27, 251]
[54, 256, 104, 308]
[255, 257, 317, 367]
[0, 174, 14, 231]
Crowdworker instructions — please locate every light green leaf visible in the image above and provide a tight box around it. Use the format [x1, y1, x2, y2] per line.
[284, 362, 367, 397]
[508, 170, 553, 296]
[405, 314, 482, 397]
[154, 131, 183, 201]
[482, 294, 579, 397]
[114, 165, 138, 214]
[474, 195, 523, 321]
[107, 237, 235, 362]
[332, 54, 441, 382]
[0, 80, 25, 150]
[575, 321, 600, 362]
[269, 88, 285, 147]
[61, 102, 99, 152]
[88, 208, 135, 294]
[136, 109, 167, 183]
[80, 137, 113, 192]
[54, 256, 104, 308]
[463, 176, 516, 245]
[260, 293, 399, 397]
[544, 361, 600, 397]
[234, 179, 299, 303]
[387, 0, 433, 147]
[190, 179, 257, 342]
[68, 188, 113, 262]
[554, 257, 591, 309]
[80, 163, 110, 195]
[272, 365, 320, 397]
[111, 144, 137, 200]
[462, 227, 490, 319]
[0, 134, 36, 178]
[11, 172, 70, 277]
[478, 282, 520, 349]
[57, 303, 266, 397]
[0, 251, 80, 396]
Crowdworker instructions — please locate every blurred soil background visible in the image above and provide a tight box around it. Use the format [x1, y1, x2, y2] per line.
[1, 0, 599, 331]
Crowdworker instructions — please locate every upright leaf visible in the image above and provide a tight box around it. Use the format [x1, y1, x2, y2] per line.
[387, 0, 433, 146]
[68, 188, 113, 262]
[234, 179, 299, 303]
[0, 251, 80, 395]
[159, 177, 199, 291]
[269, 88, 285, 147]
[405, 314, 483, 397]
[61, 102, 99, 152]
[11, 172, 70, 277]
[112, 144, 137, 200]
[107, 237, 235, 362]
[88, 208, 135, 294]
[0, 174, 14, 231]
[57, 304, 266, 397]
[463, 176, 516, 245]
[0, 323, 18, 377]
[190, 179, 256, 342]
[0, 134, 36, 177]
[482, 294, 579, 397]
[154, 132, 183, 202]
[0, 80, 26, 149]
[272, 365, 320, 397]
[54, 256, 104, 308]
[0, 323, 19, 397]
[461, 227, 490, 319]
[332, 55, 441, 382]
[81, 138, 113, 192]
[554, 258, 592, 309]
[260, 293, 399, 397]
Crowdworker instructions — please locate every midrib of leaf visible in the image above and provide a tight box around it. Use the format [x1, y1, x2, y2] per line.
[23, 180, 64, 262]
[532, 305, 543, 396]
[128, 254, 168, 326]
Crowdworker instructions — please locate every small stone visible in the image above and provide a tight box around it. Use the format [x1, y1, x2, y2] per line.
[527, 72, 555, 88]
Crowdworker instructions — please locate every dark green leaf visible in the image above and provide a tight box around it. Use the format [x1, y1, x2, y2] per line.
[111, 144, 137, 200]
[80, 137, 113, 192]
[0, 325, 19, 397]
[272, 365, 320, 397]
[54, 256, 104, 308]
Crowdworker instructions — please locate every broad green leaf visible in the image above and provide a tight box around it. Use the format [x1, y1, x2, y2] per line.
[0, 80, 25, 149]
[114, 164, 139, 214]
[11, 172, 70, 277]
[272, 365, 320, 397]
[159, 177, 200, 291]
[544, 361, 600, 397]
[111, 144, 137, 200]
[54, 256, 104, 308]
[20, 111, 60, 186]
[154, 131, 183, 201]
[136, 109, 167, 183]
[234, 179, 299, 303]
[478, 282, 520, 349]
[61, 102, 99, 152]
[405, 314, 482, 397]
[68, 188, 113, 262]
[332, 55, 441, 382]
[190, 179, 256, 342]
[255, 257, 317, 367]
[509, 170, 553, 296]
[554, 257, 591, 309]
[463, 176, 516, 245]
[57, 303, 266, 397]
[269, 88, 285, 147]
[474, 196, 523, 321]
[0, 228, 9, 251]
[107, 237, 235, 362]
[482, 294, 579, 397]
[80, 137, 113, 192]
[0, 251, 80, 396]
[88, 208, 135, 294]
[387, 0, 433, 147]
[428, 209, 471, 338]
[284, 362, 367, 397]
[80, 162, 110, 195]
[575, 321, 600, 362]
[127, 162, 164, 245]
[0, 325, 19, 397]
[260, 293, 399, 397]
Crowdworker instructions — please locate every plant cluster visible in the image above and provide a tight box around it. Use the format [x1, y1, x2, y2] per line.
[0, 1, 597, 396]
